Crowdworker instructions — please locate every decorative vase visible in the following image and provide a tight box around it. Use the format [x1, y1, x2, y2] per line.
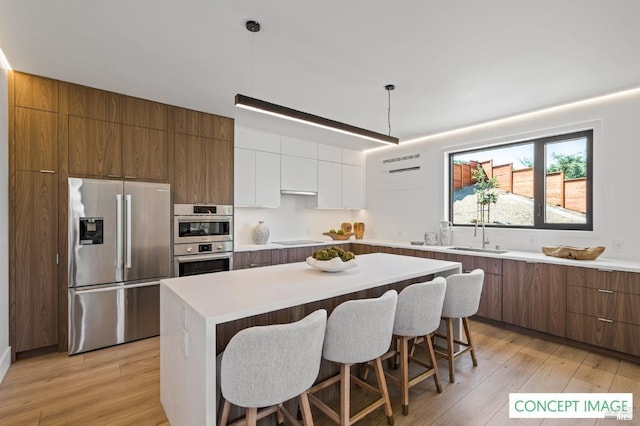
[252, 221, 270, 245]
[353, 222, 365, 240]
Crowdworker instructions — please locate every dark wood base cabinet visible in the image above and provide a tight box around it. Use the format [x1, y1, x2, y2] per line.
[502, 260, 566, 337]
[567, 312, 640, 357]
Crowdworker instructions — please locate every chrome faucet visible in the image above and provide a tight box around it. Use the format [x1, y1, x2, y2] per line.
[474, 221, 489, 249]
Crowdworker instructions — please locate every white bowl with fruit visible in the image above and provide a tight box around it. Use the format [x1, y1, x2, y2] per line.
[306, 246, 358, 272]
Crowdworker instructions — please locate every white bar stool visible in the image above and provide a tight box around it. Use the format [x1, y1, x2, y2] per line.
[436, 269, 484, 383]
[381, 277, 447, 415]
[308, 290, 398, 426]
[218, 309, 327, 426]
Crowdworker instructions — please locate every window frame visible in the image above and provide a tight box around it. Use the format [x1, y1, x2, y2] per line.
[448, 129, 593, 231]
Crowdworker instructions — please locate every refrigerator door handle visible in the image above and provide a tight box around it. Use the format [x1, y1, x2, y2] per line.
[73, 281, 160, 295]
[116, 194, 123, 269]
[125, 194, 132, 269]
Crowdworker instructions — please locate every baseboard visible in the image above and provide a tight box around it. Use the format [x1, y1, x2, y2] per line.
[0, 345, 11, 384]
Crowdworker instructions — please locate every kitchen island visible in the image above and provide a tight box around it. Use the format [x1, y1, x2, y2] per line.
[160, 253, 462, 426]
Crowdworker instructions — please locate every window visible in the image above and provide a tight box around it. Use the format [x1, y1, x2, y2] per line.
[449, 130, 593, 230]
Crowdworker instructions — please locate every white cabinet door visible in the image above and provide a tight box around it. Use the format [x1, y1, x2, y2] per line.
[318, 144, 342, 163]
[342, 164, 364, 209]
[235, 126, 280, 153]
[281, 155, 318, 193]
[317, 161, 342, 208]
[255, 151, 281, 207]
[281, 136, 318, 159]
[234, 148, 256, 206]
[342, 148, 365, 166]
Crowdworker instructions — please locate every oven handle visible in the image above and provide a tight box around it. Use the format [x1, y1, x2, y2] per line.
[175, 253, 232, 263]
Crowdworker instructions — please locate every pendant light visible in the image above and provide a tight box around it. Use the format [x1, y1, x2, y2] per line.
[235, 20, 399, 145]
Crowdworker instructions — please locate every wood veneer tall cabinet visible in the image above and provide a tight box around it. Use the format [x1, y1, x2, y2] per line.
[170, 107, 233, 205]
[66, 84, 169, 181]
[502, 260, 567, 336]
[9, 72, 60, 356]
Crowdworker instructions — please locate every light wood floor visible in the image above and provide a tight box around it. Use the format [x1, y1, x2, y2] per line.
[1, 320, 639, 425]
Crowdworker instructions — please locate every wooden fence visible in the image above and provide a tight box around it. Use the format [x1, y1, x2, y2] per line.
[452, 162, 586, 213]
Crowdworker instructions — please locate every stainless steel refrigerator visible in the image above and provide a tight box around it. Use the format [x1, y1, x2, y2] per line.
[68, 177, 171, 354]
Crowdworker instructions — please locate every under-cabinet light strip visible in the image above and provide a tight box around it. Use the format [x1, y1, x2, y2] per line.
[0, 45, 12, 70]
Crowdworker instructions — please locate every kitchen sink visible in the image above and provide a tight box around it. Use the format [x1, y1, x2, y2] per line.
[449, 246, 509, 254]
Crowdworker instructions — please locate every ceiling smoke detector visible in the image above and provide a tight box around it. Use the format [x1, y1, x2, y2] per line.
[246, 20, 260, 33]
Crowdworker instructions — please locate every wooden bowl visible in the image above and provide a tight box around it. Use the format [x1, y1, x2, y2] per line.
[541, 245, 605, 260]
[323, 232, 355, 240]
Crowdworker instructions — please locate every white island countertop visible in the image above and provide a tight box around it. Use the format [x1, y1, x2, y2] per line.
[162, 252, 461, 322]
[160, 253, 462, 426]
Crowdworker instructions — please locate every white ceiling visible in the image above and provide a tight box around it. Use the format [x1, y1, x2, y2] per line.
[2, 1, 640, 149]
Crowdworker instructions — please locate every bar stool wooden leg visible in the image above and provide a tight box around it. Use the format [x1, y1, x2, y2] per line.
[373, 357, 394, 425]
[446, 317, 455, 383]
[340, 364, 351, 426]
[424, 332, 442, 393]
[299, 391, 314, 426]
[276, 404, 284, 425]
[399, 336, 410, 415]
[246, 407, 258, 426]
[219, 399, 231, 426]
[463, 317, 478, 367]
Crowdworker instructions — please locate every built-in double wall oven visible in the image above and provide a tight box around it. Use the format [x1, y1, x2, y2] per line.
[173, 204, 233, 277]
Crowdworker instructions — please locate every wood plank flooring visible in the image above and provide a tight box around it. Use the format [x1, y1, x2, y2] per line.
[1, 320, 638, 425]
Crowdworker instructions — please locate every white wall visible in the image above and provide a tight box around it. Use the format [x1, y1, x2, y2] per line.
[363, 89, 640, 261]
[235, 195, 355, 244]
[0, 67, 10, 381]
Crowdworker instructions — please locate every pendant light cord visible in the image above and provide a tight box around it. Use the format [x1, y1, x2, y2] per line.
[385, 84, 395, 137]
[387, 88, 391, 136]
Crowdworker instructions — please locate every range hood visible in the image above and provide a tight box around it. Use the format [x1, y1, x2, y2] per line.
[281, 189, 318, 196]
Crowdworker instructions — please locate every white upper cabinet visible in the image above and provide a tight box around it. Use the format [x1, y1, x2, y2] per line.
[317, 161, 342, 208]
[281, 136, 318, 158]
[342, 148, 365, 166]
[234, 126, 281, 207]
[281, 155, 318, 193]
[342, 164, 364, 209]
[255, 151, 281, 207]
[235, 126, 280, 153]
[234, 148, 281, 208]
[318, 144, 342, 163]
[234, 148, 256, 207]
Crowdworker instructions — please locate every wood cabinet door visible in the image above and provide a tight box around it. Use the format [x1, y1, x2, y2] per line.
[503, 260, 566, 336]
[476, 273, 503, 322]
[207, 139, 233, 205]
[122, 125, 167, 181]
[68, 83, 109, 121]
[173, 133, 207, 203]
[68, 116, 122, 178]
[14, 72, 58, 112]
[14, 107, 58, 172]
[15, 171, 58, 352]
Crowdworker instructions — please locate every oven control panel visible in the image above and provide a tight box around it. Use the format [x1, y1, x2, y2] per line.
[174, 241, 233, 256]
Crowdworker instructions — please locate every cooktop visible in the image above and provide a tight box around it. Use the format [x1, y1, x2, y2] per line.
[272, 240, 323, 246]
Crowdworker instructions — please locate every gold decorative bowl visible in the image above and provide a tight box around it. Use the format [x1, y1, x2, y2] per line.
[541, 245, 605, 260]
[323, 232, 355, 240]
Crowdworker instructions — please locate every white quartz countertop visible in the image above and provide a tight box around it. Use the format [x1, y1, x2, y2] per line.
[161, 253, 460, 322]
[234, 239, 640, 273]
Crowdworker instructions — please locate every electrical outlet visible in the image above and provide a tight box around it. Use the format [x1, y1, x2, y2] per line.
[613, 240, 624, 252]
